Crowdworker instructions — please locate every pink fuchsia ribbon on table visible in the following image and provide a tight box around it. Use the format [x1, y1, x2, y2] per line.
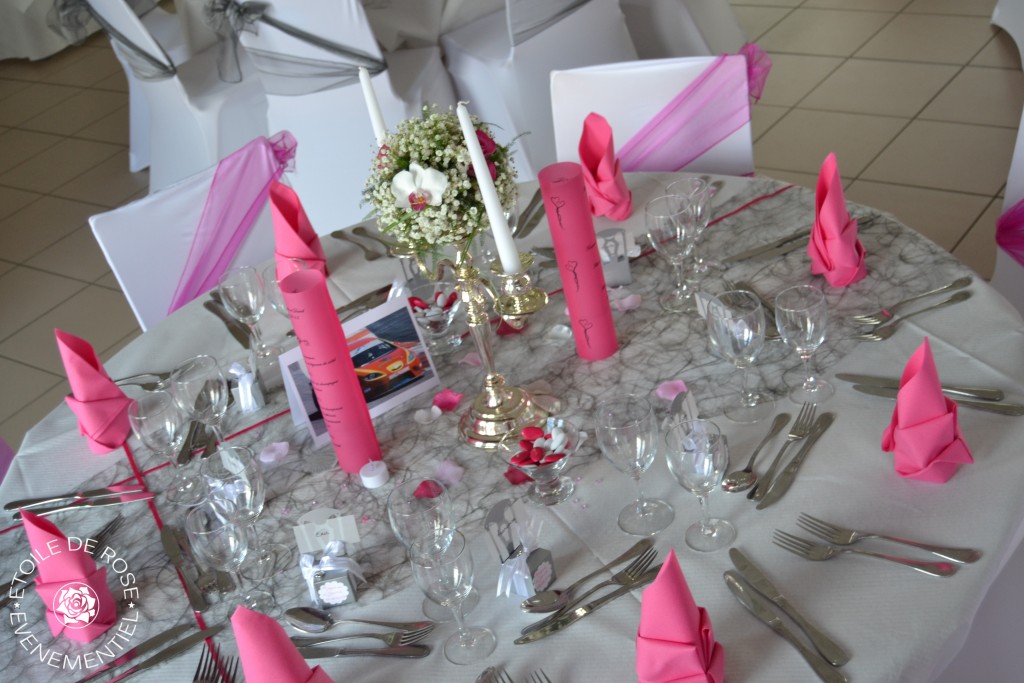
[579, 112, 632, 220]
[996, 196, 1024, 266]
[808, 152, 866, 287]
[232, 605, 336, 683]
[881, 337, 973, 483]
[167, 132, 297, 314]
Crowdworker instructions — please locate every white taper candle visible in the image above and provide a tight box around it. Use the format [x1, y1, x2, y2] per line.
[358, 66, 387, 147]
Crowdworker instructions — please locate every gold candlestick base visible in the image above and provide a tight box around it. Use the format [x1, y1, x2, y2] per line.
[459, 385, 548, 449]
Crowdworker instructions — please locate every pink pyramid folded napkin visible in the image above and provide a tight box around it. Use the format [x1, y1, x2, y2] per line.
[23, 511, 117, 643]
[233, 606, 335, 683]
[637, 549, 724, 683]
[270, 181, 328, 275]
[55, 329, 132, 454]
[579, 113, 632, 221]
[809, 153, 866, 287]
[881, 337, 973, 483]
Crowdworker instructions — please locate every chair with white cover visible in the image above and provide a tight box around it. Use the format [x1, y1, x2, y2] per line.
[85, 0, 268, 193]
[441, 0, 638, 181]
[551, 55, 754, 176]
[618, 0, 746, 59]
[231, 0, 456, 234]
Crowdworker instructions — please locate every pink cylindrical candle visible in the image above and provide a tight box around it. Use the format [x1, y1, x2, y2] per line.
[279, 270, 382, 473]
[538, 162, 619, 360]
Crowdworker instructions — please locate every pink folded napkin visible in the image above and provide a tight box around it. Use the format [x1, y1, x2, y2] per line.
[808, 153, 866, 287]
[637, 549, 724, 683]
[270, 181, 328, 275]
[23, 511, 117, 643]
[579, 113, 632, 221]
[233, 606, 335, 683]
[881, 337, 973, 483]
[55, 329, 132, 454]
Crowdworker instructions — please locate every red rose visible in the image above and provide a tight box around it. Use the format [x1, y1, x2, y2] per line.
[476, 129, 497, 156]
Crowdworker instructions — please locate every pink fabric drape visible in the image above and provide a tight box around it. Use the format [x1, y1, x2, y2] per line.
[996, 196, 1024, 267]
[167, 131, 297, 314]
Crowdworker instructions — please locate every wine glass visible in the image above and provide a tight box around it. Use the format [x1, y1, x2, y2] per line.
[595, 395, 675, 536]
[707, 290, 774, 423]
[185, 500, 274, 612]
[775, 285, 835, 404]
[646, 194, 697, 312]
[667, 177, 714, 273]
[410, 529, 496, 665]
[262, 258, 308, 321]
[128, 390, 205, 506]
[218, 265, 279, 359]
[201, 445, 293, 579]
[408, 279, 462, 354]
[664, 419, 735, 552]
[498, 416, 579, 506]
[170, 355, 229, 443]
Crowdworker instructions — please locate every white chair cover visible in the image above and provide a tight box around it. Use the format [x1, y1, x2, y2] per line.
[237, 0, 456, 233]
[441, 0, 637, 180]
[551, 55, 754, 176]
[619, 0, 746, 59]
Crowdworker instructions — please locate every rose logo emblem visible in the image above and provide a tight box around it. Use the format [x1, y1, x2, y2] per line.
[52, 582, 100, 629]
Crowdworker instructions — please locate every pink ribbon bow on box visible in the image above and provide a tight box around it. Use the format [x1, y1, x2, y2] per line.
[232, 606, 335, 683]
[55, 329, 133, 454]
[881, 337, 973, 483]
[809, 153, 866, 287]
[637, 549, 724, 683]
[579, 113, 633, 221]
[23, 511, 117, 643]
[270, 181, 328, 275]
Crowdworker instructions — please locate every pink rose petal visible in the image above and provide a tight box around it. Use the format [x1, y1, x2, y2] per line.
[504, 466, 533, 485]
[614, 293, 643, 311]
[434, 459, 464, 488]
[655, 380, 689, 402]
[413, 480, 444, 498]
[459, 352, 483, 367]
[259, 441, 289, 464]
[432, 388, 464, 412]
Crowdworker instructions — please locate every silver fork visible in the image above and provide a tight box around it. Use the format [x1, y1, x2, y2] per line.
[291, 624, 434, 648]
[487, 667, 514, 683]
[773, 530, 959, 577]
[847, 276, 972, 325]
[852, 291, 972, 341]
[521, 546, 658, 635]
[193, 645, 238, 683]
[796, 513, 982, 564]
[748, 403, 816, 501]
[331, 229, 382, 261]
[529, 670, 553, 683]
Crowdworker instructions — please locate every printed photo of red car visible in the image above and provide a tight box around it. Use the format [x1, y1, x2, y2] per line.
[348, 331, 425, 402]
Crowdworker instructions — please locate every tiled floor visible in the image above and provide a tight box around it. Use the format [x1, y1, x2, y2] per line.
[0, 0, 1019, 452]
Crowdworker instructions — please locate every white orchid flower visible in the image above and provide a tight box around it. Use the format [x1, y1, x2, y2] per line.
[391, 163, 448, 211]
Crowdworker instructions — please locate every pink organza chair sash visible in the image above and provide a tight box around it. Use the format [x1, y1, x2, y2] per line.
[617, 44, 770, 173]
[997, 196, 1024, 267]
[167, 131, 298, 314]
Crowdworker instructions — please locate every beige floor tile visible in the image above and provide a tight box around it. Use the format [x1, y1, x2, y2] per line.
[0, 267, 85, 341]
[101, 327, 143, 361]
[0, 285, 139, 374]
[43, 48, 124, 88]
[732, 6, 791, 42]
[758, 9, 894, 57]
[0, 186, 41, 221]
[730, 0, 803, 7]
[0, 78, 31, 103]
[0, 357, 63, 423]
[845, 180, 990, 250]
[75, 104, 131, 145]
[861, 120, 1016, 195]
[751, 104, 789, 141]
[972, 31, 1023, 69]
[20, 88, 130, 137]
[803, 0, 911, 10]
[0, 46, 93, 81]
[0, 380, 69, 452]
[0, 137, 123, 193]
[92, 70, 129, 94]
[0, 260, 13, 278]
[756, 168, 821, 189]
[920, 66, 1024, 128]
[952, 199, 1000, 279]
[757, 54, 845, 107]
[903, 0, 997, 15]
[855, 14, 996, 64]
[54, 149, 149, 207]
[0, 128, 63, 174]
[0, 195, 101, 262]
[801, 59, 957, 117]
[94, 270, 123, 291]
[754, 109, 907, 176]
[0, 82, 81, 127]
[25, 225, 112, 282]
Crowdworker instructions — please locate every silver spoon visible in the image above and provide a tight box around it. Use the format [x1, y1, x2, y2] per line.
[721, 412, 790, 492]
[285, 606, 433, 633]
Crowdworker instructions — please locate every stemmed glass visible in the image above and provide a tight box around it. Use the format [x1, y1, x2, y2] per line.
[667, 177, 715, 273]
[217, 265, 279, 359]
[645, 194, 697, 312]
[185, 500, 274, 612]
[664, 419, 735, 552]
[595, 395, 675, 536]
[408, 279, 462, 354]
[775, 285, 834, 404]
[410, 529, 496, 665]
[262, 258, 308, 321]
[201, 445, 293, 580]
[707, 290, 774, 423]
[128, 390, 205, 506]
[170, 355, 229, 444]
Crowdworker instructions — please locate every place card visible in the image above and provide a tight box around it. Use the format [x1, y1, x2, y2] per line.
[293, 508, 360, 555]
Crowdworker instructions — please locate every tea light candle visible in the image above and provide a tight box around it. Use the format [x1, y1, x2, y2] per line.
[358, 67, 387, 147]
[359, 460, 390, 489]
[455, 102, 521, 274]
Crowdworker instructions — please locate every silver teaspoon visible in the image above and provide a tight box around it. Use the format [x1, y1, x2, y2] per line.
[285, 606, 433, 633]
[722, 412, 790, 492]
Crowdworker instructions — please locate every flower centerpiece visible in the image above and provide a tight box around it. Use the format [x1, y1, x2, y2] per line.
[364, 105, 518, 255]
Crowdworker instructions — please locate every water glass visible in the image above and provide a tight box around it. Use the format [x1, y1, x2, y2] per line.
[666, 176, 714, 273]
[664, 419, 735, 552]
[128, 390, 204, 506]
[707, 290, 774, 423]
[170, 354, 229, 443]
[645, 194, 697, 312]
[775, 285, 834, 404]
[218, 265, 279, 359]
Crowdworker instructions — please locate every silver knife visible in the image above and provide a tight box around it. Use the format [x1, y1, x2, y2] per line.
[203, 300, 250, 349]
[754, 238, 810, 261]
[851, 384, 1024, 416]
[6, 484, 146, 511]
[14, 491, 155, 519]
[517, 190, 547, 239]
[725, 572, 848, 683]
[297, 645, 431, 659]
[723, 230, 810, 263]
[74, 623, 193, 683]
[514, 566, 659, 644]
[729, 548, 849, 666]
[161, 526, 209, 613]
[729, 280, 781, 339]
[757, 413, 835, 510]
[835, 373, 1004, 402]
[105, 625, 224, 683]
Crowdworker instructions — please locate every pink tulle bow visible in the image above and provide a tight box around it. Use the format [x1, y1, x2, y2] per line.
[738, 43, 772, 102]
[996, 196, 1024, 267]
